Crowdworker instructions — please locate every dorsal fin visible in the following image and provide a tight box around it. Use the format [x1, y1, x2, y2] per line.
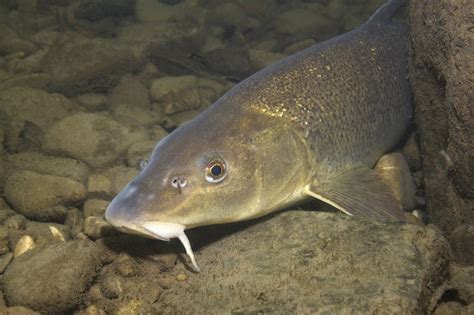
[368, 0, 406, 24]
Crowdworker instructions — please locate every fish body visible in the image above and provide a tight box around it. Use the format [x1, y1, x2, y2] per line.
[105, 0, 411, 271]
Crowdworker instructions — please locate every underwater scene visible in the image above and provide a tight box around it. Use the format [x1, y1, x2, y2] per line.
[0, 0, 473, 314]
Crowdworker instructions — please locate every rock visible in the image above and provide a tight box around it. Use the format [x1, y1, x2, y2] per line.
[13, 235, 35, 258]
[0, 252, 13, 273]
[44, 113, 148, 169]
[0, 24, 36, 55]
[402, 132, 422, 171]
[204, 47, 251, 79]
[283, 39, 316, 55]
[248, 49, 286, 71]
[0, 226, 10, 254]
[126, 140, 158, 169]
[83, 199, 109, 218]
[4, 152, 89, 184]
[41, 32, 144, 95]
[64, 208, 84, 235]
[105, 166, 139, 195]
[87, 174, 112, 199]
[150, 75, 200, 114]
[73, 0, 135, 22]
[150, 75, 227, 114]
[4, 170, 86, 222]
[450, 225, 474, 266]
[107, 75, 150, 110]
[8, 222, 70, 250]
[0, 306, 40, 315]
[76, 93, 108, 112]
[76, 304, 107, 315]
[0, 87, 70, 152]
[110, 104, 162, 128]
[4, 240, 103, 314]
[135, 0, 199, 23]
[0, 208, 17, 225]
[5, 215, 27, 230]
[374, 152, 417, 211]
[0, 73, 51, 91]
[83, 216, 117, 240]
[449, 264, 474, 305]
[408, 1, 474, 243]
[30, 30, 59, 46]
[114, 253, 139, 277]
[274, 9, 336, 41]
[206, 3, 257, 34]
[156, 211, 450, 313]
[100, 274, 123, 299]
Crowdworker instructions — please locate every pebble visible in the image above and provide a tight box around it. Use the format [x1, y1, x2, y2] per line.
[0, 306, 41, 315]
[100, 274, 123, 299]
[5, 214, 27, 230]
[87, 174, 112, 199]
[126, 140, 160, 170]
[83, 199, 109, 218]
[274, 9, 335, 41]
[110, 104, 162, 128]
[76, 93, 108, 112]
[0, 226, 10, 254]
[248, 49, 286, 71]
[4, 170, 86, 222]
[0, 24, 36, 55]
[175, 272, 188, 281]
[4, 152, 90, 185]
[283, 39, 317, 55]
[402, 133, 422, 171]
[4, 240, 103, 314]
[150, 75, 201, 114]
[0, 87, 70, 152]
[13, 235, 35, 258]
[106, 166, 139, 196]
[64, 208, 84, 235]
[83, 216, 117, 240]
[0, 252, 13, 273]
[44, 113, 148, 169]
[107, 75, 150, 110]
[374, 153, 417, 211]
[204, 47, 252, 79]
[450, 225, 474, 265]
[41, 32, 144, 94]
[76, 304, 107, 315]
[115, 253, 139, 277]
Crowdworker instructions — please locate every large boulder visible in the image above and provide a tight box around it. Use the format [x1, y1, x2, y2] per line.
[4, 240, 103, 314]
[91, 211, 449, 314]
[44, 113, 148, 169]
[408, 0, 474, 259]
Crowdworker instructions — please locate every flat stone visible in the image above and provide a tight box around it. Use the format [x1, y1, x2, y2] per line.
[4, 152, 89, 185]
[76, 93, 107, 112]
[375, 152, 417, 211]
[44, 113, 148, 169]
[83, 199, 109, 218]
[107, 75, 150, 110]
[157, 211, 450, 314]
[0, 87, 70, 152]
[40, 32, 144, 95]
[4, 240, 103, 314]
[4, 170, 86, 222]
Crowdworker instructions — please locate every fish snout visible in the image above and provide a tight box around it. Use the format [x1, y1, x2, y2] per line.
[104, 182, 149, 229]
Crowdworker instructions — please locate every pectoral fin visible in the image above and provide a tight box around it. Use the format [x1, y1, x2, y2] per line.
[304, 165, 407, 222]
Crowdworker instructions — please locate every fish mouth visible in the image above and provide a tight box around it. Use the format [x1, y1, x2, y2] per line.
[108, 219, 201, 272]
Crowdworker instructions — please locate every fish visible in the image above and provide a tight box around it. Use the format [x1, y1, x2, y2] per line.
[105, 0, 412, 272]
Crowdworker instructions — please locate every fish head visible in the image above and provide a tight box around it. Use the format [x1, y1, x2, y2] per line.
[105, 108, 310, 238]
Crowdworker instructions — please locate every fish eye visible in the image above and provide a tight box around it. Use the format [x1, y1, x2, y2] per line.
[205, 159, 227, 183]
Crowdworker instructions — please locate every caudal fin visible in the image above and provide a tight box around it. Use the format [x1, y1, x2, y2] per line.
[368, 0, 406, 24]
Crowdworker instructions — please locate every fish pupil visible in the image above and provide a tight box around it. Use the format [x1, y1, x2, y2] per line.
[211, 165, 222, 177]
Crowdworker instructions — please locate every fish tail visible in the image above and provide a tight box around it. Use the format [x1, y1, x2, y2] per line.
[367, 0, 407, 24]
